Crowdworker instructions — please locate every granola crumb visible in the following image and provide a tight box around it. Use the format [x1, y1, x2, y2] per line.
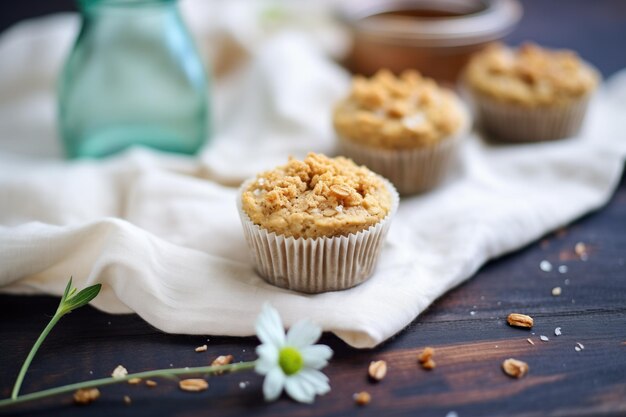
[127, 377, 142, 385]
[179, 378, 209, 392]
[123, 395, 132, 405]
[552, 287, 562, 296]
[353, 391, 371, 406]
[195, 344, 208, 352]
[418, 347, 435, 364]
[422, 359, 436, 370]
[507, 313, 534, 328]
[145, 380, 157, 388]
[211, 355, 234, 366]
[111, 365, 128, 379]
[368, 360, 387, 381]
[211, 355, 234, 375]
[73, 388, 100, 405]
[502, 358, 529, 378]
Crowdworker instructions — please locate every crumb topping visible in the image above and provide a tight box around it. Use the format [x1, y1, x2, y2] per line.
[333, 69, 465, 149]
[465, 43, 599, 106]
[241, 153, 392, 239]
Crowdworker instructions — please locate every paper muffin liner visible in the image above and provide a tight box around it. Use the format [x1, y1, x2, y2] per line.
[236, 177, 399, 294]
[468, 89, 593, 143]
[336, 107, 470, 195]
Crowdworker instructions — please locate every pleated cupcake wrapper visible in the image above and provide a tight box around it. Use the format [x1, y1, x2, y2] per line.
[237, 177, 399, 294]
[338, 134, 463, 195]
[471, 91, 592, 143]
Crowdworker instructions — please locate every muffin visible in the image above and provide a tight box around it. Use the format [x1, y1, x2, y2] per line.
[463, 42, 600, 142]
[333, 69, 469, 195]
[237, 152, 399, 293]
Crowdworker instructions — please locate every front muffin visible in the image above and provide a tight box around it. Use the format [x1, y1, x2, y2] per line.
[333, 69, 469, 195]
[463, 42, 599, 142]
[238, 153, 398, 293]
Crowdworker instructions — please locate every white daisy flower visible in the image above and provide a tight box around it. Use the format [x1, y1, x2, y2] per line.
[254, 303, 333, 403]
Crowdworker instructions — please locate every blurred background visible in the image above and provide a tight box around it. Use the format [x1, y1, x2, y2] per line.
[1, 0, 625, 78]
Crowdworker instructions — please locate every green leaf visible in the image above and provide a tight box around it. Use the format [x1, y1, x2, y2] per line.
[60, 284, 102, 314]
[61, 277, 73, 303]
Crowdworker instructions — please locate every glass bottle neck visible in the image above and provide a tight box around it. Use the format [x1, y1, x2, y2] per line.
[79, 0, 175, 11]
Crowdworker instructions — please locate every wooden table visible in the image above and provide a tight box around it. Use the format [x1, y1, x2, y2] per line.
[1, 1, 625, 416]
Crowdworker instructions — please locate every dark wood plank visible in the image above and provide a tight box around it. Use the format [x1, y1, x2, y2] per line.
[1, 1, 626, 416]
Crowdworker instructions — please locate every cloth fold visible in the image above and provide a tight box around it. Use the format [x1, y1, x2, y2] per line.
[1, 5, 625, 348]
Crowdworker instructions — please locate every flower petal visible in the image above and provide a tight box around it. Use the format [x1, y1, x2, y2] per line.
[262, 367, 285, 402]
[286, 319, 321, 348]
[284, 375, 316, 403]
[298, 369, 330, 396]
[255, 357, 276, 375]
[255, 303, 285, 347]
[301, 344, 333, 369]
[256, 343, 279, 363]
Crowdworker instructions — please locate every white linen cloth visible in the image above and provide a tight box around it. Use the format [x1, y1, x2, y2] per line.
[1, 2, 625, 348]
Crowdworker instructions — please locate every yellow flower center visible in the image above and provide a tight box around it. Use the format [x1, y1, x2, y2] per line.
[278, 347, 303, 375]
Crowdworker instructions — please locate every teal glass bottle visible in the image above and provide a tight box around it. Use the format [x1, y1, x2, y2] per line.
[59, 0, 208, 158]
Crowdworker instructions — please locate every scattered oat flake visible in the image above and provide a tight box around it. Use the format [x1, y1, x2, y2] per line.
[507, 313, 534, 328]
[558, 265, 568, 274]
[502, 358, 529, 378]
[470, 311, 476, 316]
[368, 360, 387, 381]
[576, 342, 585, 350]
[123, 395, 132, 405]
[574, 242, 587, 256]
[540, 260, 553, 272]
[238, 381, 249, 389]
[575, 346, 581, 352]
[195, 344, 208, 352]
[111, 365, 128, 379]
[446, 412, 459, 417]
[74, 388, 100, 405]
[128, 377, 142, 385]
[540, 335, 549, 342]
[555, 327, 562, 336]
[527, 338, 535, 345]
[552, 287, 562, 296]
[179, 378, 209, 392]
[212, 354, 234, 366]
[353, 391, 371, 406]
[145, 380, 157, 387]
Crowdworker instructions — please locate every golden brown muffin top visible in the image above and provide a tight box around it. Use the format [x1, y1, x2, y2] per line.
[333, 69, 466, 150]
[465, 43, 599, 106]
[241, 153, 392, 239]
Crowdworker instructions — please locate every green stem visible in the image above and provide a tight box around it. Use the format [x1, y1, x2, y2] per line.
[11, 313, 63, 399]
[0, 361, 257, 409]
